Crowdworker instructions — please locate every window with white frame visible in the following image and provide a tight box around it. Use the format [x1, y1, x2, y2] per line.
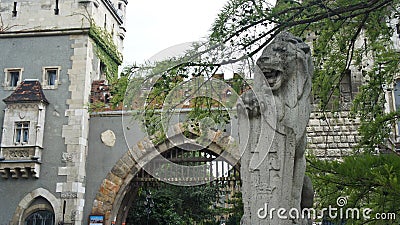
[14, 121, 30, 144]
[4, 68, 23, 88]
[42, 67, 60, 88]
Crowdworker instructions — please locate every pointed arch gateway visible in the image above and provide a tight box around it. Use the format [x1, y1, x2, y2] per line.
[12, 188, 61, 225]
[91, 123, 241, 224]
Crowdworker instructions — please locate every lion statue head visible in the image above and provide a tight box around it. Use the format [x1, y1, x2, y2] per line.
[255, 31, 314, 139]
[256, 32, 313, 94]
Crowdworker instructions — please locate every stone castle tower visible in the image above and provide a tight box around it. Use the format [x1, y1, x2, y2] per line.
[0, 0, 127, 224]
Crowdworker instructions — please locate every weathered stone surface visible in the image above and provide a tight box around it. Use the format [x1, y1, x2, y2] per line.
[61, 191, 78, 199]
[111, 159, 130, 179]
[120, 152, 135, 170]
[306, 111, 360, 158]
[239, 32, 314, 225]
[100, 129, 116, 147]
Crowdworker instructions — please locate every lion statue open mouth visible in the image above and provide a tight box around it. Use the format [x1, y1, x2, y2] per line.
[259, 67, 284, 90]
[256, 33, 311, 91]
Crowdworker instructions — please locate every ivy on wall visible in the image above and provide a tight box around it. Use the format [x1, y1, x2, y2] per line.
[89, 21, 123, 82]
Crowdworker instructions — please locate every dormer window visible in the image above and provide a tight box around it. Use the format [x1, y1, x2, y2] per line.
[15, 122, 29, 144]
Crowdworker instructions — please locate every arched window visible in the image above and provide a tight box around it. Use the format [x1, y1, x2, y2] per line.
[25, 210, 54, 225]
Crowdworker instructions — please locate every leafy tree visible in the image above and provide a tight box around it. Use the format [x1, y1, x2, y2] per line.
[120, 0, 400, 151]
[307, 153, 400, 224]
[109, 66, 130, 109]
[209, 0, 400, 151]
[223, 192, 244, 225]
[118, 1, 400, 224]
[126, 185, 221, 225]
[207, 1, 400, 224]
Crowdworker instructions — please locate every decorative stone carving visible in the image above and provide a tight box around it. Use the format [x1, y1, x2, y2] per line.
[0, 163, 40, 179]
[61, 191, 78, 199]
[0, 80, 48, 179]
[238, 91, 260, 118]
[62, 152, 73, 162]
[239, 32, 314, 225]
[71, 210, 79, 221]
[6, 149, 30, 159]
[101, 129, 116, 147]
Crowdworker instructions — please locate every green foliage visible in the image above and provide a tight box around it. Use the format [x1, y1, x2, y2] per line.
[223, 192, 244, 225]
[87, 101, 106, 113]
[126, 185, 221, 225]
[88, 21, 128, 110]
[109, 66, 130, 108]
[89, 21, 123, 81]
[208, 0, 400, 151]
[125, 57, 242, 142]
[122, 2, 400, 224]
[123, 0, 400, 151]
[307, 152, 400, 224]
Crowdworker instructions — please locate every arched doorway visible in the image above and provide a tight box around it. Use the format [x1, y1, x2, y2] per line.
[11, 188, 60, 225]
[124, 145, 241, 224]
[91, 125, 241, 224]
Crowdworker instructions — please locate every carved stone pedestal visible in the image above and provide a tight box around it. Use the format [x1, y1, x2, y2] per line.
[238, 32, 314, 225]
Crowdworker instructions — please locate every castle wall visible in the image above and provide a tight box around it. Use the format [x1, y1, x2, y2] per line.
[307, 111, 361, 159]
[0, 35, 73, 224]
[0, 0, 127, 223]
[84, 113, 144, 222]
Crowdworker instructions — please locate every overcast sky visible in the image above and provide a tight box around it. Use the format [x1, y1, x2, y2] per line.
[122, 0, 227, 66]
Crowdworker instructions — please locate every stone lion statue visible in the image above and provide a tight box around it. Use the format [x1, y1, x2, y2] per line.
[239, 32, 314, 225]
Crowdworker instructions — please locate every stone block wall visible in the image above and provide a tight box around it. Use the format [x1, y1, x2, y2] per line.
[0, 0, 126, 52]
[306, 111, 361, 159]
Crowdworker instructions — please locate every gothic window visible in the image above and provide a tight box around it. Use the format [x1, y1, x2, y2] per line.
[15, 122, 29, 144]
[54, 0, 59, 15]
[25, 210, 55, 225]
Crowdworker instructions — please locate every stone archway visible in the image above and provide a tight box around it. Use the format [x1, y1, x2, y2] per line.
[91, 123, 240, 224]
[12, 188, 61, 225]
